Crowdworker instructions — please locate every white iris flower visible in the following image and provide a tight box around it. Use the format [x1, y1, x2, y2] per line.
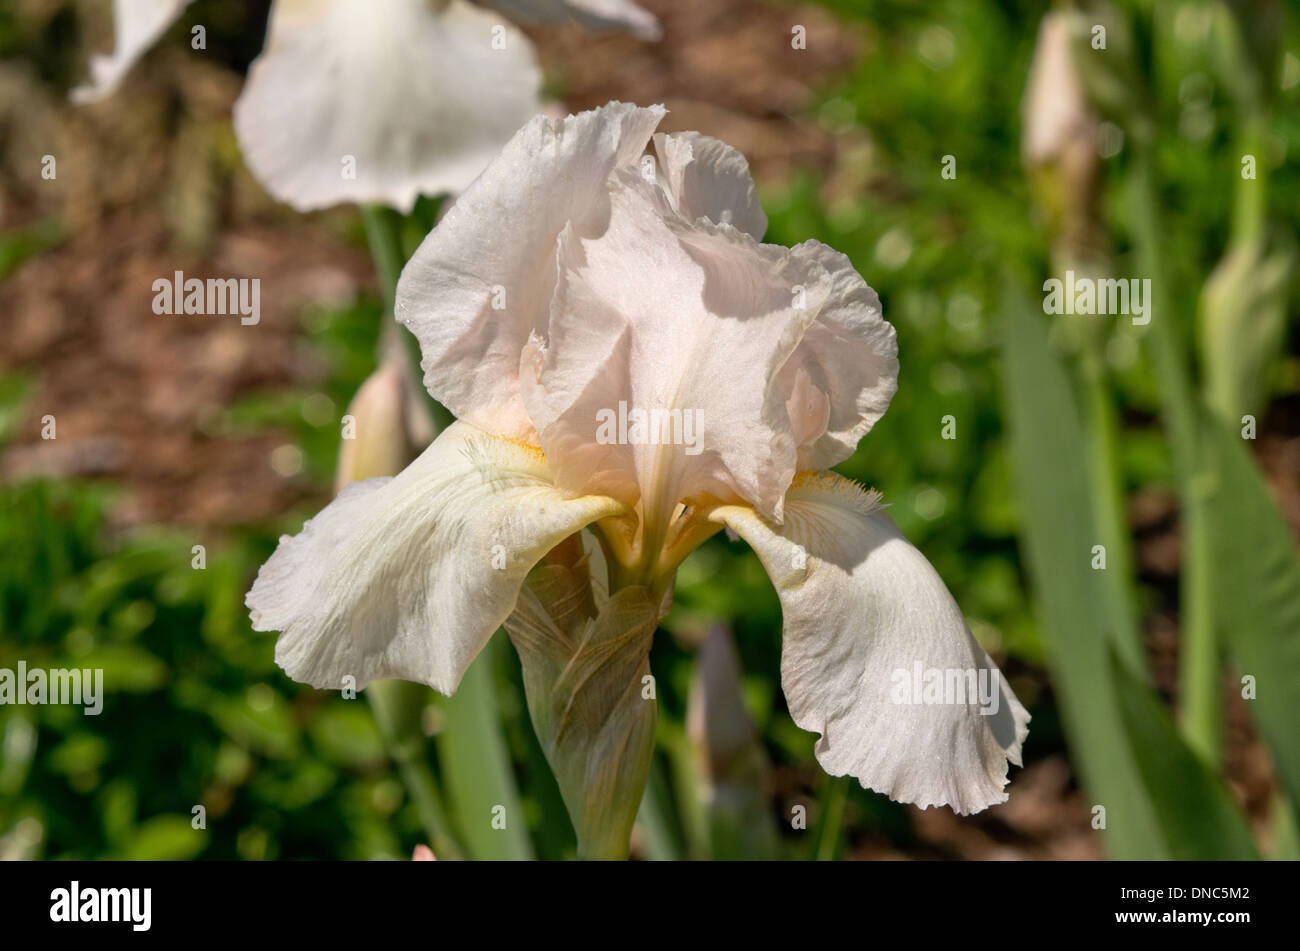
[247, 102, 1029, 815]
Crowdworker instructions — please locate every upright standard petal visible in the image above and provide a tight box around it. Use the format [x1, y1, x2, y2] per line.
[247, 421, 625, 694]
[232, 0, 541, 212]
[482, 0, 661, 40]
[521, 171, 834, 530]
[396, 102, 665, 439]
[651, 132, 768, 240]
[72, 0, 193, 103]
[710, 473, 1029, 814]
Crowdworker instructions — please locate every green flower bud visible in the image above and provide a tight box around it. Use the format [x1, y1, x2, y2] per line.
[1200, 237, 1294, 424]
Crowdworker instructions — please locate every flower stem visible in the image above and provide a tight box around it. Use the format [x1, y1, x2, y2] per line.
[360, 202, 454, 432]
[361, 204, 405, 316]
[1079, 343, 1144, 674]
[366, 680, 464, 860]
[355, 201, 476, 858]
[814, 775, 849, 861]
[1128, 147, 1220, 766]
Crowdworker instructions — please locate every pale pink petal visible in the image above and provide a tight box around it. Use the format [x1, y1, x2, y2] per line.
[776, 242, 897, 470]
[396, 102, 665, 439]
[652, 131, 767, 240]
[520, 171, 834, 528]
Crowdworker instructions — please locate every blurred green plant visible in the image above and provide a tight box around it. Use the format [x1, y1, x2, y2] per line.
[1001, 0, 1299, 859]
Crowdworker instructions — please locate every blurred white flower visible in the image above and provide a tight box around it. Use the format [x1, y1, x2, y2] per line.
[71, 0, 194, 104]
[232, 0, 539, 211]
[246, 102, 1028, 815]
[73, 0, 660, 209]
[486, 0, 660, 39]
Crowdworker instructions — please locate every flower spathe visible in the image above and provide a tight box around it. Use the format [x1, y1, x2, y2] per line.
[248, 102, 1029, 814]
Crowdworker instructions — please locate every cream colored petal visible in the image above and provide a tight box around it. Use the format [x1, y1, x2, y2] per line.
[483, 0, 661, 40]
[521, 171, 836, 527]
[396, 101, 665, 439]
[710, 473, 1029, 814]
[232, 0, 541, 212]
[247, 421, 625, 694]
[652, 131, 767, 239]
[72, 0, 193, 103]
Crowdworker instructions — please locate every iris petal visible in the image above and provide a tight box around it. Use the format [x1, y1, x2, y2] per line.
[248, 421, 625, 694]
[233, 0, 541, 212]
[710, 472, 1029, 814]
[651, 131, 768, 239]
[521, 171, 832, 530]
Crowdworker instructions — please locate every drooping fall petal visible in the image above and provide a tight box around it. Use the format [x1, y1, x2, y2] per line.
[233, 0, 541, 212]
[247, 421, 625, 694]
[710, 473, 1029, 814]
